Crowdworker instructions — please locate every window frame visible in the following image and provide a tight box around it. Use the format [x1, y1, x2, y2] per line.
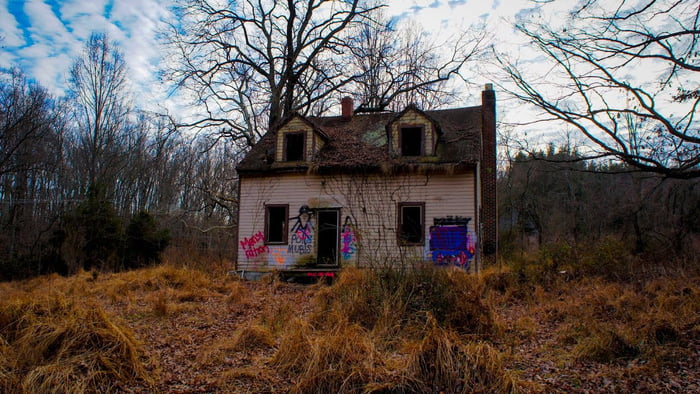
[265, 204, 289, 245]
[283, 131, 306, 162]
[397, 202, 425, 246]
[399, 125, 425, 157]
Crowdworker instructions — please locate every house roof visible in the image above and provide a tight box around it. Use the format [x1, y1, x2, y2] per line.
[236, 105, 483, 173]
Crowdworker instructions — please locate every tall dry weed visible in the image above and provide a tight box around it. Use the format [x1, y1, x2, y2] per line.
[313, 266, 495, 338]
[401, 317, 517, 393]
[0, 293, 151, 392]
[274, 319, 381, 393]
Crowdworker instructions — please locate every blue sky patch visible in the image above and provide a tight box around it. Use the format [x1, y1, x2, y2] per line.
[8, 0, 33, 47]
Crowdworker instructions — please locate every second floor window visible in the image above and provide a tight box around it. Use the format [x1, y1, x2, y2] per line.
[284, 132, 305, 161]
[400, 126, 423, 156]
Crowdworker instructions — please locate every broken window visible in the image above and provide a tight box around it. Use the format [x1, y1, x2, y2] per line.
[284, 132, 305, 161]
[265, 205, 288, 244]
[400, 127, 423, 156]
[398, 202, 424, 245]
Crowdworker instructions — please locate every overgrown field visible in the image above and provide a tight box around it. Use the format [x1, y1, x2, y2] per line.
[1, 258, 699, 393]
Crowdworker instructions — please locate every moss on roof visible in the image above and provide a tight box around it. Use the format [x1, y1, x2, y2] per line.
[236, 106, 483, 174]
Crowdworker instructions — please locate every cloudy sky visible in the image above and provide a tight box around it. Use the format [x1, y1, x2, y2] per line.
[1, 0, 174, 109]
[0, 0, 556, 106]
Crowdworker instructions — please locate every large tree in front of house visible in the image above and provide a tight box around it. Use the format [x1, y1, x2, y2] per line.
[165, 0, 482, 147]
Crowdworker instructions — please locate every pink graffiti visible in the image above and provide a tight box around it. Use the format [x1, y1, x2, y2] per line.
[434, 251, 470, 266]
[306, 272, 336, 277]
[341, 225, 356, 260]
[240, 231, 269, 259]
[295, 227, 312, 242]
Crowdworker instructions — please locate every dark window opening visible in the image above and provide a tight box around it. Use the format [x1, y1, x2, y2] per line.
[400, 127, 423, 156]
[265, 205, 288, 244]
[285, 132, 305, 161]
[399, 203, 424, 245]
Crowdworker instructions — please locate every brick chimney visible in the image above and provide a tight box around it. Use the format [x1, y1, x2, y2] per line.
[480, 83, 497, 264]
[341, 96, 353, 121]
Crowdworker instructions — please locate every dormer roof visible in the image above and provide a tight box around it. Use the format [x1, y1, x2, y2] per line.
[237, 105, 483, 173]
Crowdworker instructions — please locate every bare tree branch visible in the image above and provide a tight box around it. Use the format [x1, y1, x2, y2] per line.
[499, 0, 699, 179]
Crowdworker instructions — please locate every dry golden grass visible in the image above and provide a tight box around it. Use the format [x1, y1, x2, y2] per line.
[225, 280, 250, 304]
[230, 324, 276, 352]
[0, 292, 150, 393]
[273, 318, 382, 393]
[265, 268, 519, 393]
[405, 320, 517, 393]
[312, 266, 496, 338]
[2, 257, 699, 392]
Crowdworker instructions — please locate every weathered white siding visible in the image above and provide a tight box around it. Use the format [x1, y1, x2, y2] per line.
[237, 172, 476, 271]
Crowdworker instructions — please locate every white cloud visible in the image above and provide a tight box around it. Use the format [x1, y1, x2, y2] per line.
[109, 0, 174, 110]
[60, 0, 109, 20]
[0, 0, 25, 48]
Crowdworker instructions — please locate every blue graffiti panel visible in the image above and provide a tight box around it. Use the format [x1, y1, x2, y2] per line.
[429, 225, 475, 269]
[429, 226, 468, 250]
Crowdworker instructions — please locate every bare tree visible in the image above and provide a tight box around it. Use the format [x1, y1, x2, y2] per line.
[348, 9, 484, 112]
[68, 32, 131, 191]
[165, 0, 380, 146]
[499, 0, 699, 179]
[0, 69, 66, 265]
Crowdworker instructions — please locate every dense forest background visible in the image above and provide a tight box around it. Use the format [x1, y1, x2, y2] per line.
[0, 64, 240, 279]
[1, 0, 698, 280]
[498, 146, 699, 273]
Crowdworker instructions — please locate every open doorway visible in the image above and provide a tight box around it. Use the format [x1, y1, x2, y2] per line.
[316, 209, 339, 266]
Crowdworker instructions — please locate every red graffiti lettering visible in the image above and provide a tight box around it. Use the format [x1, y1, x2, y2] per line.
[245, 245, 269, 259]
[306, 272, 336, 277]
[240, 231, 268, 259]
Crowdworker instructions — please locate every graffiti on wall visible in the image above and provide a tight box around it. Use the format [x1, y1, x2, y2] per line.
[288, 205, 314, 255]
[341, 216, 357, 260]
[240, 231, 269, 259]
[268, 246, 287, 266]
[429, 217, 475, 269]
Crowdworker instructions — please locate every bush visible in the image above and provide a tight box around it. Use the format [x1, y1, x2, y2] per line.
[313, 266, 495, 337]
[123, 211, 171, 269]
[60, 185, 123, 273]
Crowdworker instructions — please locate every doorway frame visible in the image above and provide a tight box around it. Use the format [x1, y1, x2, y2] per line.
[316, 208, 340, 267]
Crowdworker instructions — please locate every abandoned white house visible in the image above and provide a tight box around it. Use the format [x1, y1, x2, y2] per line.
[235, 84, 497, 277]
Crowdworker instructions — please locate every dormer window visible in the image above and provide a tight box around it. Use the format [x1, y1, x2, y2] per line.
[400, 126, 423, 156]
[284, 132, 305, 161]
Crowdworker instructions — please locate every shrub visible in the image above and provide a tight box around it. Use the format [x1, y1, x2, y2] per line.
[123, 211, 171, 269]
[313, 266, 495, 337]
[60, 185, 123, 273]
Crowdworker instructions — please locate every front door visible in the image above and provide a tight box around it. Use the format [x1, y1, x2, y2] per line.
[317, 209, 339, 266]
